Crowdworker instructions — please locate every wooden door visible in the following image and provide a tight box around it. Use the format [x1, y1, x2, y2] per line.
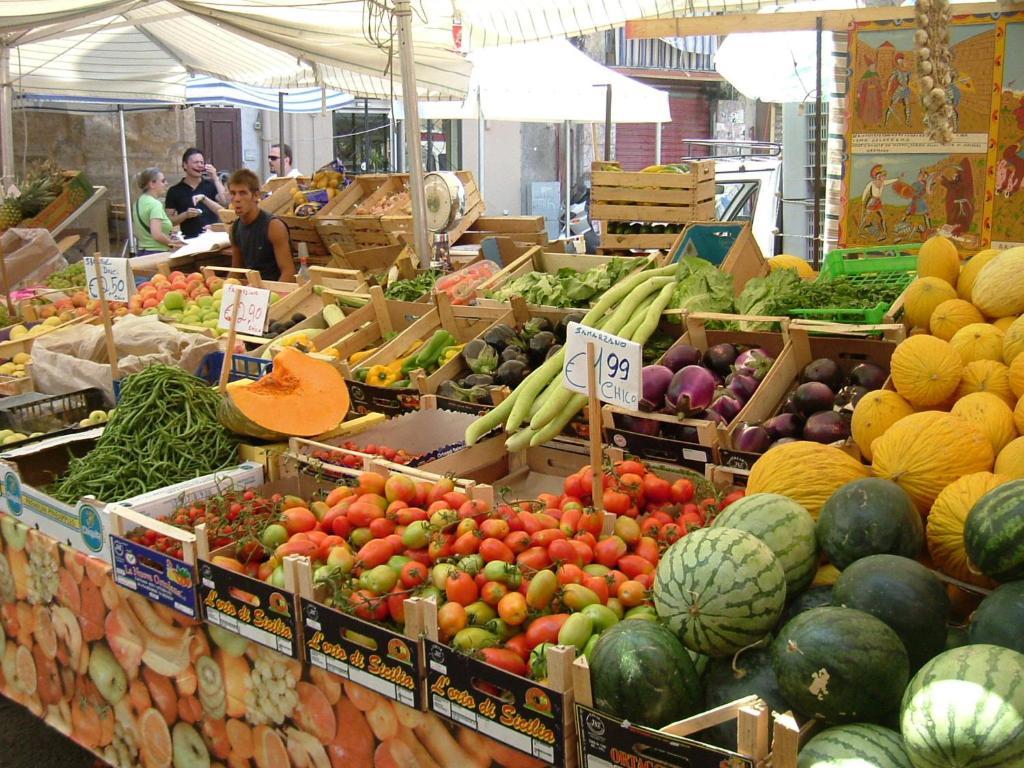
[194, 107, 242, 173]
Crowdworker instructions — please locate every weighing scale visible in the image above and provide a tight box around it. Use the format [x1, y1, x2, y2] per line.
[423, 171, 466, 272]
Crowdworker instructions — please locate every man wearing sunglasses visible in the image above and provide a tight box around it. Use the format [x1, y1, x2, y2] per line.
[266, 143, 302, 182]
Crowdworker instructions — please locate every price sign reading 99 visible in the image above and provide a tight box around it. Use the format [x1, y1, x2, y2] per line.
[83, 257, 135, 303]
[218, 284, 272, 336]
[562, 322, 642, 410]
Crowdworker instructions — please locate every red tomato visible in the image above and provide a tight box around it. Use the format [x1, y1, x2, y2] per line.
[650, 510, 674, 526]
[559, 507, 582, 535]
[576, 510, 603, 537]
[400, 561, 427, 587]
[504, 634, 531, 662]
[635, 573, 654, 589]
[403, 548, 432, 567]
[281, 507, 317, 535]
[316, 535, 346, 562]
[458, 499, 490, 520]
[396, 507, 428, 526]
[617, 580, 646, 607]
[351, 589, 388, 621]
[480, 519, 510, 539]
[615, 459, 647, 477]
[383, 534, 404, 556]
[524, 614, 570, 649]
[617, 554, 655, 578]
[481, 581, 508, 606]
[368, 517, 396, 539]
[661, 523, 683, 545]
[445, 571, 479, 606]
[563, 473, 584, 499]
[605, 569, 628, 597]
[437, 602, 467, 642]
[556, 563, 584, 586]
[455, 518, 478, 538]
[720, 489, 746, 509]
[346, 501, 383, 528]
[582, 575, 610, 604]
[603, 490, 632, 516]
[480, 647, 529, 677]
[569, 539, 594, 566]
[537, 493, 561, 511]
[355, 539, 393, 569]
[443, 491, 470, 510]
[531, 528, 567, 548]
[497, 591, 528, 626]
[516, 546, 551, 573]
[331, 515, 353, 539]
[671, 478, 695, 504]
[385, 500, 409, 520]
[574, 531, 598, 550]
[504, 530, 531, 554]
[386, 587, 406, 624]
[547, 538, 578, 565]
[479, 538, 514, 564]
[427, 534, 453, 562]
[634, 536, 660, 566]
[594, 536, 627, 568]
[617, 472, 646, 502]
[642, 473, 672, 504]
[451, 531, 481, 556]
[640, 518, 662, 538]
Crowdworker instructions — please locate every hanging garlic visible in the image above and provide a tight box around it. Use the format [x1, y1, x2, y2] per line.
[915, 0, 954, 143]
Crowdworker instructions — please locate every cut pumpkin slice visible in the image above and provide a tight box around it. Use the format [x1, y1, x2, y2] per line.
[219, 346, 350, 439]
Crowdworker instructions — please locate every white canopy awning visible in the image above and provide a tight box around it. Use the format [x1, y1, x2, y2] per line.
[396, 40, 671, 123]
[185, 77, 355, 113]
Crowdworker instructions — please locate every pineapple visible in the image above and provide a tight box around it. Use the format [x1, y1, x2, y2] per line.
[15, 175, 57, 219]
[0, 195, 21, 230]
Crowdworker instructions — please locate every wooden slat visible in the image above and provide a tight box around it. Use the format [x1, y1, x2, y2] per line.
[591, 199, 716, 224]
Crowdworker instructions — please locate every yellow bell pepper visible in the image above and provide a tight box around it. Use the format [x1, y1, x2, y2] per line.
[349, 346, 378, 366]
[439, 344, 465, 366]
[366, 360, 404, 387]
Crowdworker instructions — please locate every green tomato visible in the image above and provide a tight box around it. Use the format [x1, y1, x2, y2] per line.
[605, 598, 625, 619]
[465, 601, 496, 626]
[557, 613, 593, 651]
[429, 508, 459, 529]
[581, 604, 619, 633]
[458, 554, 484, 576]
[452, 627, 499, 650]
[430, 562, 457, 591]
[624, 605, 658, 621]
[529, 642, 553, 679]
[582, 633, 601, 662]
[483, 618, 515, 642]
[561, 583, 600, 612]
[386, 555, 411, 576]
[402, 520, 430, 550]
[483, 561, 521, 587]
[416, 584, 443, 603]
[583, 563, 611, 577]
[260, 523, 288, 549]
[349, 527, 373, 549]
[268, 565, 286, 589]
[359, 564, 398, 594]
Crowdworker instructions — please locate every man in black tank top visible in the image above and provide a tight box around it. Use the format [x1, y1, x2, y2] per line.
[227, 168, 295, 282]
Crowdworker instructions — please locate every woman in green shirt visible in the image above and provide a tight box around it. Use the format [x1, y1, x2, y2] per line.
[134, 168, 181, 254]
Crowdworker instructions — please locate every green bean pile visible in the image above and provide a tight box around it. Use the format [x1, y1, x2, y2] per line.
[51, 365, 239, 503]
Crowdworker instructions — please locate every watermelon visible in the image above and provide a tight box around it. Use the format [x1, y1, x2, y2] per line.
[901, 644, 1024, 768]
[964, 479, 1024, 582]
[946, 625, 970, 651]
[798, 723, 913, 768]
[817, 478, 923, 569]
[772, 606, 909, 724]
[702, 645, 788, 749]
[588, 619, 702, 728]
[833, 554, 950, 671]
[711, 492, 819, 594]
[779, 585, 833, 628]
[654, 527, 786, 657]
[968, 581, 1024, 654]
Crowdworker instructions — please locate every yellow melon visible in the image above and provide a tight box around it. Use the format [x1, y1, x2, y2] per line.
[917, 235, 961, 285]
[995, 436, 1024, 479]
[956, 359, 1015, 405]
[950, 391, 1018, 454]
[1003, 315, 1024, 365]
[768, 254, 815, 278]
[926, 471, 1009, 588]
[972, 246, 1024, 318]
[746, 441, 872, 519]
[1016, 395, 1024, 434]
[903, 277, 959, 330]
[1012, 355, 1024, 399]
[993, 316, 1019, 333]
[850, 390, 915, 462]
[871, 410, 994, 512]
[890, 334, 964, 408]
[929, 299, 984, 341]
[948, 323, 1005, 364]
[956, 248, 1000, 301]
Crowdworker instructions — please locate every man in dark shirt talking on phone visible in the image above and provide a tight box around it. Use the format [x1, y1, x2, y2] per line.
[165, 147, 228, 238]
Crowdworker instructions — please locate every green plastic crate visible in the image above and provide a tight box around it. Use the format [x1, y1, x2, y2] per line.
[788, 244, 920, 324]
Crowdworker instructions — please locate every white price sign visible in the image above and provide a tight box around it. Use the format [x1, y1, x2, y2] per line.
[218, 284, 272, 336]
[562, 322, 642, 410]
[84, 257, 135, 302]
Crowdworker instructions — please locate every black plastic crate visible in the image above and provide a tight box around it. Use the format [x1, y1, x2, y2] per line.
[0, 388, 106, 436]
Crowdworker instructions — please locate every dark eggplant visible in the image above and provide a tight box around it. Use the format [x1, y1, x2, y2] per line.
[462, 339, 500, 375]
[792, 381, 835, 418]
[708, 388, 744, 423]
[482, 324, 522, 352]
[641, 365, 675, 412]
[763, 412, 804, 440]
[545, 344, 562, 361]
[556, 312, 586, 342]
[801, 358, 844, 391]
[501, 346, 530, 364]
[849, 362, 888, 391]
[780, 391, 799, 414]
[702, 409, 728, 426]
[733, 348, 775, 381]
[527, 331, 557, 365]
[494, 360, 529, 388]
[704, 343, 739, 377]
[437, 380, 461, 400]
[619, 414, 661, 437]
[520, 317, 552, 340]
[835, 385, 869, 410]
[661, 343, 703, 373]
[665, 365, 717, 417]
[733, 423, 772, 453]
[725, 372, 758, 404]
[291, 313, 306, 324]
[803, 410, 851, 443]
[462, 373, 495, 388]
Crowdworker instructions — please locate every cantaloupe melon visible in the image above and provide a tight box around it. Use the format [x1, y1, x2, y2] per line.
[1011, 355, 1024, 399]
[930, 299, 984, 341]
[971, 247, 1024, 318]
[904, 278, 959, 330]
[746, 442, 871, 519]
[890, 335, 964, 409]
[917, 235, 961, 286]
[950, 391, 1018, 454]
[926, 472, 1008, 588]
[994, 316, 1019, 333]
[956, 248, 1000, 301]
[995, 436, 1024, 479]
[1016, 395, 1024, 434]
[767, 254, 815, 278]
[851, 390, 915, 462]
[949, 323, 1005, 364]
[956, 359, 1015, 405]
[1003, 316, 1024, 365]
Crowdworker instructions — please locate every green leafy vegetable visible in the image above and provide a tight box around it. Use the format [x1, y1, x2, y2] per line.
[384, 270, 441, 301]
[664, 256, 734, 318]
[736, 267, 905, 318]
[485, 258, 640, 308]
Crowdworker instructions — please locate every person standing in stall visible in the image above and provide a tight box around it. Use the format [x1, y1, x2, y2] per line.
[134, 168, 181, 254]
[266, 143, 303, 182]
[227, 169, 295, 282]
[165, 148, 228, 238]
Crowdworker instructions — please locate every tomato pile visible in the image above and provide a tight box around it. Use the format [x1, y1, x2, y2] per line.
[311, 443, 421, 468]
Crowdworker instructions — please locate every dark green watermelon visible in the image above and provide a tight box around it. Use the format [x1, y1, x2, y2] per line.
[772, 606, 909, 724]
[701, 645, 788, 749]
[945, 625, 969, 651]
[589, 619, 702, 728]
[817, 478, 923, 570]
[968, 581, 1024, 654]
[833, 554, 950, 671]
[779, 585, 833, 628]
[964, 479, 1024, 582]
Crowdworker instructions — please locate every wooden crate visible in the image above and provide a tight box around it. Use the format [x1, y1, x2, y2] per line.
[455, 215, 550, 246]
[21, 171, 94, 231]
[259, 179, 298, 215]
[324, 242, 406, 277]
[592, 160, 715, 250]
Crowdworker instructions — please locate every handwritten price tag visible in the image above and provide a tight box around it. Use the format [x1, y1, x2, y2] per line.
[218, 284, 271, 336]
[83, 257, 135, 302]
[562, 322, 642, 410]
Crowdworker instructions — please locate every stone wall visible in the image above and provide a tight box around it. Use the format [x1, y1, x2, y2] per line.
[11, 107, 196, 207]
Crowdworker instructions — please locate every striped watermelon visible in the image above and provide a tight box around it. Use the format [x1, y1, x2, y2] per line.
[711, 492, 819, 594]
[963, 479, 1024, 581]
[654, 527, 786, 657]
[901, 644, 1024, 768]
[773, 606, 909, 724]
[798, 724, 912, 768]
[968, 581, 1024, 654]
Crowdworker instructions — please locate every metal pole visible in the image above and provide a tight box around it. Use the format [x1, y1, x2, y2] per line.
[477, 87, 484, 200]
[604, 85, 612, 161]
[395, 0, 431, 266]
[655, 122, 662, 165]
[0, 44, 14, 182]
[564, 121, 571, 239]
[277, 92, 285, 177]
[363, 97, 370, 170]
[813, 16, 824, 268]
[395, 119, 404, 172]
[118, 106, 136, 256]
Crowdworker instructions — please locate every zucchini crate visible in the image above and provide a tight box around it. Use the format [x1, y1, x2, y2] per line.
[592, 160, 715, 251]
[788, 244, 920, 325]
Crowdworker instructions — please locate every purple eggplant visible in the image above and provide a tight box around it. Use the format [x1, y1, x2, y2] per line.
[620, 414, 661, 437]
[665, 365, 717, 417]
[792, 381, 836, 418]
[704, 343, 739, 377]
[849, 362, 888, 391]
[733, 348, 775, 381]
[835, 385, 869, 410]
[708, 388, 744, 423]
[725, 372, 759, 404]
[661, 343, 703, 373]
[801, 358, 844, 391]
[803, 411, 852, 444]
[702, 409, 728, 426]
[733, 423, 772, 453]
[763, 412, 804, 440]
[641, 365, 674, 412]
